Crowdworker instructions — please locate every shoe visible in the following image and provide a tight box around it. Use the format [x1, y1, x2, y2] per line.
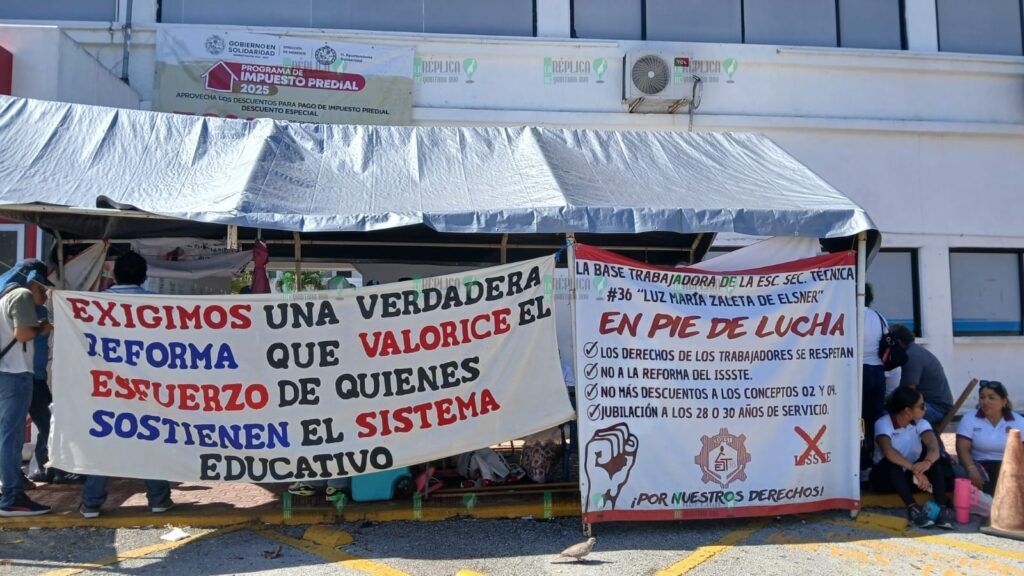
[21, 475, 37, 491]
[287, 482, 315, 497]
[79, 503, 101, 519]
[52, 473, 83, 484]
[935, 506, 955, 530]
[151, 500, 175, 513]
[908, 504, 934, 529]
[27, 471, 53, 483]
[324, 486, 349, 502]
[0, 495, 51, 517]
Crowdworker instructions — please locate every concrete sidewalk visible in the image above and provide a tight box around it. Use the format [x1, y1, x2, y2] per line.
[3, 432, 961, 530]
[21, 476, 281, 522]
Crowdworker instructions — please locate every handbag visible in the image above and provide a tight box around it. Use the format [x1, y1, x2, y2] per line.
[876, 311, 908, 371]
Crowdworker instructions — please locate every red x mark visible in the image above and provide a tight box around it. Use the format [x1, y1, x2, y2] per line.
[794, 425, 827, 465]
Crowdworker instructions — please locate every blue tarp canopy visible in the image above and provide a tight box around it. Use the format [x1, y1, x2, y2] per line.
[0, 96, 877, 263]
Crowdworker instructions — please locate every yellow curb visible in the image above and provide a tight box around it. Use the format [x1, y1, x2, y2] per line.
[0, 499, 580, 530]
[860, 493, 938, 509]
[256, 527, 411, 576]
[0, 511, 261, 530]
[655, 518, 771, 575]
[821, 514, 1024, 562]
[303, 524, 354, 547]
[455, 570, 487, 576]
[848, 511, 909, 531]
[334, 500, 581, 522]
[35, 524, 244, 576]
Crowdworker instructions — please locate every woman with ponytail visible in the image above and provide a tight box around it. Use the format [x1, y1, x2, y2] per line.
[871, 386, 955, 529]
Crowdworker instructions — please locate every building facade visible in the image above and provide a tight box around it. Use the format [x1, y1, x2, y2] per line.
[2, 0, 1023, 405]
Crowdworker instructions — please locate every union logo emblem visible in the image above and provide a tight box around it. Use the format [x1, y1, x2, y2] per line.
[695, 428, 751, 488]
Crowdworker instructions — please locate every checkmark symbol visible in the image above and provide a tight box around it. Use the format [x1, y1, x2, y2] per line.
[587, 404, 601, 421]
[585, 383, 599, 400]
[583, 341, 599, 358]
[584, 363, 599, 379]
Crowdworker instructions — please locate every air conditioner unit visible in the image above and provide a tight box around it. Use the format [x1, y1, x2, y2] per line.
[623, 52, 693, 112]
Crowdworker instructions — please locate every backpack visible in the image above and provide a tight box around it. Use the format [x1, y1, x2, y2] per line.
[876, 311, 908, 371]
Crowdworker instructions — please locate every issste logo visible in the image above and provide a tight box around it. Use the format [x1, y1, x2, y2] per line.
[793, 425, 830, 466]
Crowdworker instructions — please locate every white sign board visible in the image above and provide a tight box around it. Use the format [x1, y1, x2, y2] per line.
[573, 244, 859, 522]
[50, 257, 574, 482]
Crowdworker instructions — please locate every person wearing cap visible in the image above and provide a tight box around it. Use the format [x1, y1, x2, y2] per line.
[79, 251, 175, 518]
[0, 260, 54, 517]
[956, 380, 1021, 494]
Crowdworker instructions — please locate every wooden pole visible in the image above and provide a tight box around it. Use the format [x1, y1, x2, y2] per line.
[936, 378, 979, 435]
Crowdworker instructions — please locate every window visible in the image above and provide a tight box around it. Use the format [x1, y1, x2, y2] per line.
[838, 0, 904, 50]
[868, 249, 920, 336]
[573, 0, 904, 49]
[572, 0, 642, 40]
[0, 0, 115, 22]
[423, 0, 534, 36]
[159, 0, 536, 37]
[744, 0, 837, 47]
[937, 0, 1024, 56]
[0, 224, 24, 271]
[950, 251, 1023, 336]
[646, 0, 742, 43]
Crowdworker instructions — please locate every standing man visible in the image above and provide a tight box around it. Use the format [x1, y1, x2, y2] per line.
[26, 301, 80, 484]
[0, 260, 53, 517]
[26, 301, 55, 483]
[891, 324, 954, 428]
[861, 284, 887, 471]
[79, 251, 175, 518]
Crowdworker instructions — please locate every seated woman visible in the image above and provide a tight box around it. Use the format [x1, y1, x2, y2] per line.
[870, 386, 954, 529]
[956, 380, 1020, 494]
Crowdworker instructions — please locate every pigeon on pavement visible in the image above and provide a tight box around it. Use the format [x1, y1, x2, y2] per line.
[558, 537, 597, 562]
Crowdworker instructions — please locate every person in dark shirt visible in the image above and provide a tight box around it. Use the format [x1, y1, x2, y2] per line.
[79, 252, 174, 518]
[26, 303, 80, 485]
[890, 324, 954, 428]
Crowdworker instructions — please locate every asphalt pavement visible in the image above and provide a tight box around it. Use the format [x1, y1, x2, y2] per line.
[4, 509, 1024, 576]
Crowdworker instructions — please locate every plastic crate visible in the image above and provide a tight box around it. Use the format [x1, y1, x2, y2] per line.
[351, 467, 412, 502]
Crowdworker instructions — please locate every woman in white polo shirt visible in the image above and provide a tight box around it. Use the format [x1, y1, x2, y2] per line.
[956, 380, 1020, 494]
[871, 386, 954, 529]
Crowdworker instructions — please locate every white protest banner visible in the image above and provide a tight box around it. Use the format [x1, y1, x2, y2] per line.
[154, 28, 412, 125]
[574, 244, 859, 523]
[50, 257, 573, 482]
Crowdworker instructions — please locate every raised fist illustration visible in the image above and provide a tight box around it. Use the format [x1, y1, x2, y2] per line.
[584, 423, 639, 514]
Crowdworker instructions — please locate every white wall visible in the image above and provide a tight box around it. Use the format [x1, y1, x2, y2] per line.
[767, 131, 1024, 240]
[0, 25, 60, 99]
[0, 24, 138, 106]
[56, 30, 139, 107]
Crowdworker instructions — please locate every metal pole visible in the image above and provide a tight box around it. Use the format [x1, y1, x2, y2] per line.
[854, 231, 867, 518]
[566, 232, 591, 537]
[120, 0, 134, 85]
[293, 232, 302, 292]
[56, 231, 65, 289]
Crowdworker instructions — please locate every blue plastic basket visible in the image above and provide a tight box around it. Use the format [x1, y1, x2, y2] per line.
[351, 467, 412, 502]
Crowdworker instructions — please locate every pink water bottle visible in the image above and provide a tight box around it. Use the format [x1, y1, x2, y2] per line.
[954, 478, 979, 524]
